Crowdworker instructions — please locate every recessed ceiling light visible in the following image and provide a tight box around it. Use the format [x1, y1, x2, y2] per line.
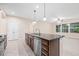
[36, 5, 39, 9]
[52, 18, 58, 22]
[11, 11, 15, 15]
[32, 21, 37, 25]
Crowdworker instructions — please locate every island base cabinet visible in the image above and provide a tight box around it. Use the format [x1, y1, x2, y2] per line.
[25, 33, 61, 56]
[41, 39, 49, 56]
[30, 37, 34, 51]
[49, 39, 59, 56]
[41, 39, 60, 56]
[25, 33, 34, 51]
[25, 34, 30, 46]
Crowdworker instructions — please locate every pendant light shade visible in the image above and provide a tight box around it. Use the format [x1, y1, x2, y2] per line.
[43, 17, 46, 21]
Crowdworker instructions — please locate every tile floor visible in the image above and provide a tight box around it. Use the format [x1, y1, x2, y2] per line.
[4, 39, 35, 56]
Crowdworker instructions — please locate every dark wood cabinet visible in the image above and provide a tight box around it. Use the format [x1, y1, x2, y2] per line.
[29, 35, 34, 51]
[49, 39, 59, 56]
[25, 33, 62, 56]
[41, 39, 59, 56]
[25, 33, 34, 51]
[41, 39, 49, 56]
[25, 33, 29, 45]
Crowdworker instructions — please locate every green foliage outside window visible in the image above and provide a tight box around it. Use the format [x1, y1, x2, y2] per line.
[62, 24, 68, 32]
[56, 22, 79, 33]
[70, 22, 79, 33]
[56, 25, 61, 32]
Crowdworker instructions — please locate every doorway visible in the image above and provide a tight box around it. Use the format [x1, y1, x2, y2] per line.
[7, 19, 19, 40]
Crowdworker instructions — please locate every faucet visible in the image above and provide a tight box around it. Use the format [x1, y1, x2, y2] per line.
[35, 28, 40, 36]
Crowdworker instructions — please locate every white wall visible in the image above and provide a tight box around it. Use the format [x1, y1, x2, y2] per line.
[0, 16, 31, 40]
[29, 21, 53, 34]
[0, 18, 7, 35]
[7, 16, 31, 40]
[52, 18, 79, 56]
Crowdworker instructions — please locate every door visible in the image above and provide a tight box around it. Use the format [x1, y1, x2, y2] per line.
[7, 19, 19, 40]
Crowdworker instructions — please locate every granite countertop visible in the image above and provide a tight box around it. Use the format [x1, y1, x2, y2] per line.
[29, 33, 64, 40]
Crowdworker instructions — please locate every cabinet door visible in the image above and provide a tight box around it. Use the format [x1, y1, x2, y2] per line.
[49, 39, 60, 56]
[41, 39, 49, 56]
[25, 33, 29, 45]
[27, 34, 29, 45]
[30, 36, 34, 51]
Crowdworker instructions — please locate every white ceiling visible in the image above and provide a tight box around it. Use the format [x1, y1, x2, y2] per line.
[0, 3, 79, 22]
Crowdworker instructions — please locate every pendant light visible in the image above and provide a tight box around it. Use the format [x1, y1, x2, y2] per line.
[43, 3, 46, 21]
[32, 9, 37, 25]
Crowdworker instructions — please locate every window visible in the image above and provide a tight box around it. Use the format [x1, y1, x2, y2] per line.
[62, 24, 68, 32]
[56, 25, 61, 32]
[70, 22, 79, 33]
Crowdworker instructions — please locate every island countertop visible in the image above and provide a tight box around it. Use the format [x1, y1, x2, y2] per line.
[28, 33, 64, 40]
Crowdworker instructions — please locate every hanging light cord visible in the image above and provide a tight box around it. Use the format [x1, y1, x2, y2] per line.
[44, 3, 46, 17]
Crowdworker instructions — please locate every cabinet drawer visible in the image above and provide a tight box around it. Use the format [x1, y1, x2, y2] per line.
[41, 39, 49, 56]
[41, 52, 46, 56]
[41, 48, 49, 56]
[42, 44, 49, 52]
[42, 39, 49, 46]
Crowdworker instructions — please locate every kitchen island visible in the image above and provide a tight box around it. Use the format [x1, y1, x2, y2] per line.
[25, 33, 63, 56]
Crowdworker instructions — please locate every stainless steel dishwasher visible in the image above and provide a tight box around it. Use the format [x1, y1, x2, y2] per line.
[34, 37, 41, 56]
[33, 27, 41, 56]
